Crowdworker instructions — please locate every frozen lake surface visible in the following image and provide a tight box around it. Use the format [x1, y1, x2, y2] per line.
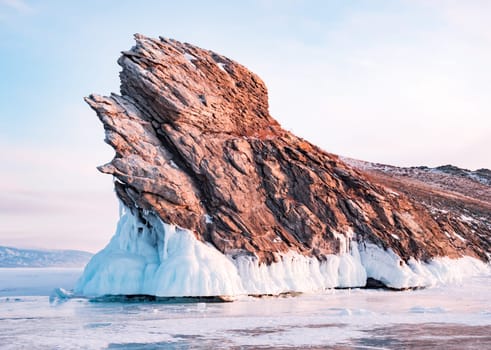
[0, 268, 490, 349]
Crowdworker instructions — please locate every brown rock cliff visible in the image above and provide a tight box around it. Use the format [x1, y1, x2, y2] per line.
[86, 34, 490, 265]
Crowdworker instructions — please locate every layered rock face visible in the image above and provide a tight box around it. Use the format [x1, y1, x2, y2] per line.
[79, 34, 490, 296]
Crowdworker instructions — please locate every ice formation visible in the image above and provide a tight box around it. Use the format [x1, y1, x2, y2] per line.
[75, 206, 243, 297]
[359, 242, 489, 288]
[75, 206, 490, 297]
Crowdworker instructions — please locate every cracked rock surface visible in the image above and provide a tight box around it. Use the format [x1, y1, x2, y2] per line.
[86, 34, 490, 264]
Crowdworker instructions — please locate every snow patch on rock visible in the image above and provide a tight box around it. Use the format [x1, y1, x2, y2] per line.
[183, 52, 197, 68]
[217, 62, 227, 72]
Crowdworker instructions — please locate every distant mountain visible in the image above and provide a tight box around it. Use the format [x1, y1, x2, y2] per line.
[433, 165, 491, 187]
[0, 246, 93, 267]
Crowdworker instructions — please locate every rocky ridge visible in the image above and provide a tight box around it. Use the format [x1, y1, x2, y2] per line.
[344, 158, 491, 260]
[85, 34, 490, 272]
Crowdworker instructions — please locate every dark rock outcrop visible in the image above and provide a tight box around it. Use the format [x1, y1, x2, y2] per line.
[85, 34, 490, 266]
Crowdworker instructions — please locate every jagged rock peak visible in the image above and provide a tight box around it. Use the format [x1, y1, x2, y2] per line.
[117, 33, 279, 137]
[85, 34, 489, 266]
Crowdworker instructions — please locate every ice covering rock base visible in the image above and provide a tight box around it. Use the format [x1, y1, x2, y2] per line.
[76, 207, 490, 297]
[76, 206, 243, 297]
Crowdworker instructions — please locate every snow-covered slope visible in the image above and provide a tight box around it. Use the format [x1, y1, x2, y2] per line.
[0, 246, 92, 268]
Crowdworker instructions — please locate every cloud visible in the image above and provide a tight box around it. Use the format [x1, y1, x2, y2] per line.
[408, 0, 491, 42]
[0, 0, 33, 13]
[247, 2, 491, 170]
[0, 138, 117, 251]
[0, 188, 118, 252]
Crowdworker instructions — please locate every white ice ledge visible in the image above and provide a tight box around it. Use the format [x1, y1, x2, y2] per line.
[75, 207, 490, 297]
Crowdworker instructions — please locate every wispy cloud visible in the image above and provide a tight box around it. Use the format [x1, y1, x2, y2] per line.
[0, 0, 33, 14]
[0, 139, 117, 251]
[0, 188, 118, 252]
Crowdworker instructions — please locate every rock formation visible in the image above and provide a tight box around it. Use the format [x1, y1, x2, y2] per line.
[78, 34, 490, 296]
[344, 159, 491, 261]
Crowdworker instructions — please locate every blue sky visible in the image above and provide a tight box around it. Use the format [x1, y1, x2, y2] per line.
[1, 0, 490, 251]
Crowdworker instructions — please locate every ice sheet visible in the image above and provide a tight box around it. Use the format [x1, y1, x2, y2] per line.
[0, 268, 82, 297]
[1, 272, 490, 349]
